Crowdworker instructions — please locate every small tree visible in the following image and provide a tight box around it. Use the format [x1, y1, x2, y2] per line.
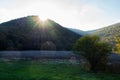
[73, 35, 111, 71]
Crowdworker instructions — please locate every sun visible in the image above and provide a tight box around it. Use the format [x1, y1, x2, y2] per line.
[38, 16, 48, 21]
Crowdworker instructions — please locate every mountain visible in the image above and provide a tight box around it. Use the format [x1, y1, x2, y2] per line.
[67, 28, 88, 35]
[0, 16, 81, 50]
[89, 23, 120, 47]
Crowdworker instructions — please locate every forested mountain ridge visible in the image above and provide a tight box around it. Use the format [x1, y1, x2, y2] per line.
[90, 23, 120, 47]
[0, 16, 81, 50]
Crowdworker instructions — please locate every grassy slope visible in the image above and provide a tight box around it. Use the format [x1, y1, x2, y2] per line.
[0, 61, 119, 80]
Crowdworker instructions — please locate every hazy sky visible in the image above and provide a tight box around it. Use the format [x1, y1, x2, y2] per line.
[0, 0, 120, 31]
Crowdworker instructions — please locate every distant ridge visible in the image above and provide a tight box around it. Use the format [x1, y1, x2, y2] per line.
[68, 28, 88, 35]
[89, 22, 120, 47]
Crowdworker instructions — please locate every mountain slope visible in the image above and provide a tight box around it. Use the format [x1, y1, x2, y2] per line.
[90, 23, 120, 46]
[0, 16, 81, 50]
[68, 28, 88, 35]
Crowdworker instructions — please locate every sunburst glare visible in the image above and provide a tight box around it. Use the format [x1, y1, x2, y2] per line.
[39, 16, 48, 21]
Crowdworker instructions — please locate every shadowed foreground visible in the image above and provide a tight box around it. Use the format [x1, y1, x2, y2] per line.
[0, 61, 119, 80]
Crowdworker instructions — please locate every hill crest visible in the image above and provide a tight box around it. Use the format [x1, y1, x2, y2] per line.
[0, 15, 81, 50]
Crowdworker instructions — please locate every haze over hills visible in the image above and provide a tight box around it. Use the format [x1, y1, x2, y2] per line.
[0, 16, 81, 51]
[67, 28, 88, 35]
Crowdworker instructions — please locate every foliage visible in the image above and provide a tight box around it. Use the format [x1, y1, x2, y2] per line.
[91, 23, 120, 50]
[73, 35, 111, 71]
[0, 16, 81, 50]
[114, 37, 120, 54]
[0, 61, 119, 80]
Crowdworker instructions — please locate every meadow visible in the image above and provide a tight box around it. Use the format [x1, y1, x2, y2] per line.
[0, 61, 119, 80]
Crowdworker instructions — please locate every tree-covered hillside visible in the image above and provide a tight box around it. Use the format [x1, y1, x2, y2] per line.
[0, 16, 81, 50]
[90, 23, 120, 47]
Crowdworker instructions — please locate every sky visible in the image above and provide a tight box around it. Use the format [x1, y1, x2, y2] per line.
[0, 0, 120, 31]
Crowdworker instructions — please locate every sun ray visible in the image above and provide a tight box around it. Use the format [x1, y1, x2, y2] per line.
[39, 16, 48, 21]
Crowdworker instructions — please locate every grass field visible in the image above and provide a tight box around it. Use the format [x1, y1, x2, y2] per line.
[0, 61, 119, 80]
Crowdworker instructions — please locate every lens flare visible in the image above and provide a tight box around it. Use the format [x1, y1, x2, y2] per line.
[39, 16, 48, 21]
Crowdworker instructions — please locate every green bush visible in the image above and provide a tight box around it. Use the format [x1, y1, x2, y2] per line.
[73, 35, 111, 71]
